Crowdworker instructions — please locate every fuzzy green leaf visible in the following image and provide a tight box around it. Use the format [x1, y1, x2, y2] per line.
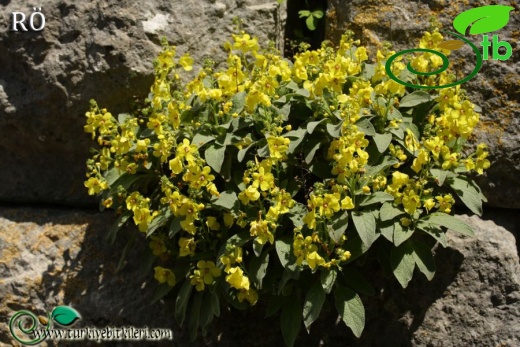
[373, 133, 393, 153]
[399, 91, 431, 108]
[352, 212, 378, 248]
[379, 202, 404, 221]
[334, 285, 365, 338]
[281, 295, 302, 347]
[303, 281, 326, 332]
[448, 176, 483, 216]
[422, 213, 475, 237]
[320, 267, 337, 294]
[205, 144, 226, 173]
[411, 240, 436, 281]
[391, 241, 415, 288]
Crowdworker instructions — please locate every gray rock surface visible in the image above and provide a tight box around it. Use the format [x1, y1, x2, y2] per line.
[0, 0, 286, 206]
[1, 207, 518, 346]
[326, 0, 520, 209]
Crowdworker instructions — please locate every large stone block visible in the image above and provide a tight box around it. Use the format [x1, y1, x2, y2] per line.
[1, 207, 518, 346]
[0, 0, 286, 206]
[326, 0, 520, 209]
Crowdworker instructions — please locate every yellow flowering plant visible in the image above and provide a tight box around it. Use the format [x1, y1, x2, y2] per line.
[84, 30, 489, 345]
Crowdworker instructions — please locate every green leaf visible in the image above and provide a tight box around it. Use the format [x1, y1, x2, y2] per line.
[303, 281, 326, 332]
[288, 202, 307, 227]
[200, 292, 214, 335]
[238, 144, 253, 162]
[393, 222, 414, 247]
[366, 156, 399, 177]
[358, 192, 394, 207]
[212, 190, 238, 211]
[416, 223, 447, 247]
[146, 207, 172, 236]
[453, 5, 514, 35]
[266, 295, 287, 317]
[169, 217, 182, 238]
[281, 295, 302, 347]
[399, 91, 431, 108]
[211, 291, 220, 317]
[304, 138, 321, 164]
[373, 133, 393, 153]
[430, 168, 452, 186]
[421, 212, 475, 237]
[328, 210, 349, 243]
[411, 240, 436, 281]
[192, 133, 215, 147]
[448, 176, 483, 216]
[249, 251, 270, 289]
[379, 202, 404, 222]
[230, 91, 247, 114]
[334, 285, 365, 338]
[320, 268, 337, 294]
[312, 10, 324, 19]
[355, 118, 376, 136]
[117, 113, 132, 124]
[175, 280, 193, 326]
[352, 212, 378, 248]
[106, 212, 131, 245]
[151, 283, 174, 304]
[326, 122, 343, 138]
[390, 241, 415, 288]
[298, 10, 311, 17]
[51, 306, 81, 327]
[307, 119, 327, 134]
[343, 233, 370, 264]
[343, 268, 375, 296]
[285, 128, 307, 152]
[275, 238, 292, 268]
[380, 222, 394, 241]
[306, 15, 316, 30]
[189, 292, 203, 342]
[205, 144, 226, 173]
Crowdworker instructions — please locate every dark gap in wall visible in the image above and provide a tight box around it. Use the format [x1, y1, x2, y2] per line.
[284, 0, 327, 58]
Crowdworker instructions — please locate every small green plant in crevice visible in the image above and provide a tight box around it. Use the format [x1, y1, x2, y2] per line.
[84, 28, 489, 346]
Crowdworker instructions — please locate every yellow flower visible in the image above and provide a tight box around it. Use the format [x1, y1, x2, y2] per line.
[238, 288, 258, 305]
[424, 198, 435, 212]
[206, 216, 220, 231]
[250, 219, 274, 245]
[223, 213, 234, 227]
[267, 136, 290, 160]
[190, 260, 222, 291]
[238, 186, 260, 205]
[179, 53, 194, 71]
[84, 177, 108, 195]
[149, 236, 167, 256]
[341, 196, 354, 210]
[169, 157, 183, 174]
[226, 267, 250, 290]
[251, 166, 275, 191]
[154, 266, 176, 286]
[179, 237, 196, 257]
[307, 251, 325, 270]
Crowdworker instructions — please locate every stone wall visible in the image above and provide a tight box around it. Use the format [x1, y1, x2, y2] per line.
[1, 1, 519, 346]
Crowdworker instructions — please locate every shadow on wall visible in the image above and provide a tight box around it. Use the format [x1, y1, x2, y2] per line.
[284, 0, 327, 57]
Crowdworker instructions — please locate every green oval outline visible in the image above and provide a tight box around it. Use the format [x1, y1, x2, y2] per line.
[384, 31, 483, 89]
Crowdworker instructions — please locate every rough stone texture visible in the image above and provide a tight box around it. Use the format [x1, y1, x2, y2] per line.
[1, 207, 518, 346]
[0, 0, 286, 206]
[326, 0, 520, 209]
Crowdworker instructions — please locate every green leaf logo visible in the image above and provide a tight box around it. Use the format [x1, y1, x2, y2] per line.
[453, 5, 514, 35]
[51, 306, 81, 327]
